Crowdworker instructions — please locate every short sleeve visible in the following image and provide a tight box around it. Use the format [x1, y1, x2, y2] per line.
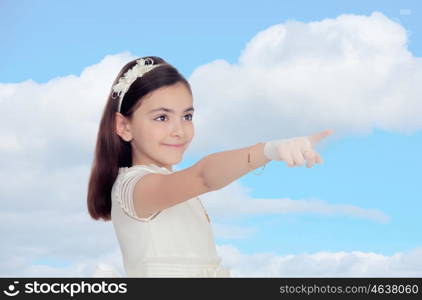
[114, 167, 162, 222]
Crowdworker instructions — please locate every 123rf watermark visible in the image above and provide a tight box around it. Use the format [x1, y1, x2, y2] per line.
[2, 280, 127, 297]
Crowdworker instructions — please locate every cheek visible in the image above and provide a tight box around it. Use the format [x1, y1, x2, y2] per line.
[149, 130, 166, 143]
[182, 123, 194, 140]
[135, 123, 162, 143]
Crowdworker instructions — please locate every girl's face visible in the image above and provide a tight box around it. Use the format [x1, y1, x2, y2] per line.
[115, 82, 194, 172]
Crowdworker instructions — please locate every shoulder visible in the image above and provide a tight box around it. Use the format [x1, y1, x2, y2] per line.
[112, 165, 163, 221]
[119, 165, 154, 177]
[113, 166, 158, 196]
[119, 165, 162, 179]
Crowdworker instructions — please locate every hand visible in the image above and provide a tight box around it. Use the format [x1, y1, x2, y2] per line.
[263, 129, 333, 168]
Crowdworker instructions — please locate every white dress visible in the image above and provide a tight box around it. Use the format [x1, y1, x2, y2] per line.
[111, 163, 231, 277]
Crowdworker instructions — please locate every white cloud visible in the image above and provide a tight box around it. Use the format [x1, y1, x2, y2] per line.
[201, 181, 389, 223]
[217, 244, 422, 277]
[5, 242, 422, 277]
[0, 51, 136, 170]
[0, 209, 125, 277]
[187, 11, 421, 155]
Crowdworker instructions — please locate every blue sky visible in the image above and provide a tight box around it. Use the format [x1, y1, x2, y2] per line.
[1, 0, 421, 277]
[2, 0, 420, 82]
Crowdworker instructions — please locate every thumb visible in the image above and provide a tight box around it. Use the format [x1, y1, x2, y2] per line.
[308, 129, 334, 145]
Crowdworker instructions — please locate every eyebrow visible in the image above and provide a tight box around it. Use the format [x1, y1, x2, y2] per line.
[148, 106, 194, 114]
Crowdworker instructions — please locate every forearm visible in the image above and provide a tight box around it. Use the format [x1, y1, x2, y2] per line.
[199, 142, 271, 191]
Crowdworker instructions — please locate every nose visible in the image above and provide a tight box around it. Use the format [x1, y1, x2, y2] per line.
[170, 119, 185, 138]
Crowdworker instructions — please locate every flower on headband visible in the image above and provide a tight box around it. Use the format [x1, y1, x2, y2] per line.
[112, 58, 162, 112]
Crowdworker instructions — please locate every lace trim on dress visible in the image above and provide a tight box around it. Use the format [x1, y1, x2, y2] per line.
[114, 166, 162, 222]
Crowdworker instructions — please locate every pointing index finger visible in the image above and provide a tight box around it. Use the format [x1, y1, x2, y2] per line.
[308, 129, 334, 145]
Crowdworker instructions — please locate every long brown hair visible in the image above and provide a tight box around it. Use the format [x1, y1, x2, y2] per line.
[87, 56, 192, 221]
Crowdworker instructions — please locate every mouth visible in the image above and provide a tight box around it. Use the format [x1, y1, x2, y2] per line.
[163, 143, 186, 148]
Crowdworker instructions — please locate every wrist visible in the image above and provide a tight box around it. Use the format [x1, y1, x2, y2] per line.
[263, 140, 282, 161]
[247, 143, 270, 174]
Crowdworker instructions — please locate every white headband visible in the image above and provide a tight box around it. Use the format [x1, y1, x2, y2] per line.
[111, 57, 163, 112]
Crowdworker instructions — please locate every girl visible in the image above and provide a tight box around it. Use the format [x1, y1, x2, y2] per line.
[87, 56, 333, 277]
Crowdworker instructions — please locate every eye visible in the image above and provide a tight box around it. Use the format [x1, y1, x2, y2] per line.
[154, 114, 193, 122]
[154, 115, 168, 122]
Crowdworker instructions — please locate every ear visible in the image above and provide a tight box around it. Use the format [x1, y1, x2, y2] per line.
[115, 112, 133, 142]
